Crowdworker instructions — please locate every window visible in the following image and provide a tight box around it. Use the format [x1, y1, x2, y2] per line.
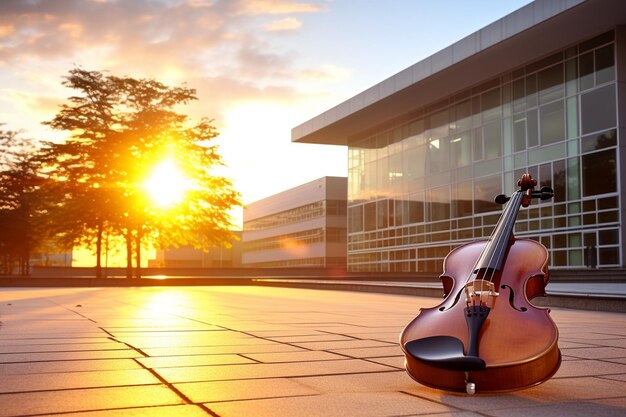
[540, 100, 565, 145]
[364, 202, 376, 231]
[513, 114, 526, 152]
[581, 85, 616, 134]
[538, 63, 564, 104]
[349, 205, 363, 233]
[483, 122, 502, 159]
[595, 44, 615, 85]
[582, 149, 616, 197]
[428, 186, 450, 221]
[453, 181, 473, 218]
[527, 110, 539, 147]
[581, 129, 617, 153]
[474, 176, 501, 214]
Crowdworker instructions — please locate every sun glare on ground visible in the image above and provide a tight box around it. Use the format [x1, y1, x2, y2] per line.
[144, 159, 190, 208]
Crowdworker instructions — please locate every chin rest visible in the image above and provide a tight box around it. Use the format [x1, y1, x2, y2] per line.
[404, 336, 486, 371]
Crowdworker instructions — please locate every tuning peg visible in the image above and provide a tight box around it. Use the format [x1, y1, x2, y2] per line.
[494, 194, 510, 204]
[531, 186, 554, 200]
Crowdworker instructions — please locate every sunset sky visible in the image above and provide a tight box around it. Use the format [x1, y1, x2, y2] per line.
[0, 0, 532, 227]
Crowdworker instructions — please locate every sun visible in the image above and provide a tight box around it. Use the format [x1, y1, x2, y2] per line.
[143, 160, 190, 208]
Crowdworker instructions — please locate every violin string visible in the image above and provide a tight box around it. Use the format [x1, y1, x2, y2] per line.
[487, 191, 523, 285]
[463, 180, 530, 304]
[465, 191, 512, 286]
[484, 196, 507, 285]
[476, 190, 520, 286]
[463, 187, 524, 306]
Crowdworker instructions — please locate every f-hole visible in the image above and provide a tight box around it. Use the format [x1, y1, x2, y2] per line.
[439, 288, 463, 311]
[500, 284, 528, 312]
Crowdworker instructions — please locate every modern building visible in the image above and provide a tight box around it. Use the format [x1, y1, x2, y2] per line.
[293, 0, 626, 273]
[152, 232, 243, 268]
[242, 177, 347, 269]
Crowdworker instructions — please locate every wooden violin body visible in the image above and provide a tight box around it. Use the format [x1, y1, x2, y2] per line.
[400, 175, 561, 393]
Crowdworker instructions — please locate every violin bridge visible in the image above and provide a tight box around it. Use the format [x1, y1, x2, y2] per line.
[464, 280, 498, 307]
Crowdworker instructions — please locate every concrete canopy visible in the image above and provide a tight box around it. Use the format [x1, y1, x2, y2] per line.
[292, 0, 626, 146]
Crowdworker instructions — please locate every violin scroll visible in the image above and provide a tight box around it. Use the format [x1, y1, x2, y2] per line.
[494, 172, 554, 205]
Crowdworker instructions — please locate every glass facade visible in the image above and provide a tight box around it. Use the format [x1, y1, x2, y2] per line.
[242, 198, 347, 268]
[347, 31, 620, 272]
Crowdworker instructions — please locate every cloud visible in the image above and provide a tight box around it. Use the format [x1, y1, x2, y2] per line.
[0, 0, 347, 204]
[2, 89, 61, 117]
[0, 24, 15, 39]
[264, 17, 303, 32]
[236, 0, 323, 15]
[0, 0, 324, 83]
[299, 64, 352, 82]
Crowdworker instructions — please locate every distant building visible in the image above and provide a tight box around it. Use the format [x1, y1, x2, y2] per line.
[153, 231, 243, 268]
[242, 177, 347, 269]
[293, 0, 626, 272]
[31, 244, 72, 267]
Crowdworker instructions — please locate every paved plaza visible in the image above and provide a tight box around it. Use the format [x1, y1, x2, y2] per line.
[1, 285, 626, 417]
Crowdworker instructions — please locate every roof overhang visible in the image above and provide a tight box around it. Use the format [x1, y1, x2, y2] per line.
[292, 0, 626, 146]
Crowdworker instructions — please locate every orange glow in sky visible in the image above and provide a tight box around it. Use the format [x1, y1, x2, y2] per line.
[0, 0, 534, 269]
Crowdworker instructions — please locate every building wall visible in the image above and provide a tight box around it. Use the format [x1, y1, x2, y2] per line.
[347, 30, 620, 272]
[154, 231, 243, 268]
[242, 177, 347, 268]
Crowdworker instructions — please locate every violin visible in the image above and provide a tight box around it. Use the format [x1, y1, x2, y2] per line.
[400, 174, 561, 394]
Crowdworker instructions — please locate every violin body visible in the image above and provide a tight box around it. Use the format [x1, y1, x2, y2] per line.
[400, 175, 561, 393]
[400, 238, 560, 392]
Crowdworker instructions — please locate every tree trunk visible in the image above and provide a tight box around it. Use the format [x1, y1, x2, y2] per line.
[20, 249, 29, 276]
[135, 232, 142, 279]
[95, 221, 103, 279]
[125, 229, 133, 279]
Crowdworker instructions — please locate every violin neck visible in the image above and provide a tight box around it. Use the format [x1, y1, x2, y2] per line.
[473, 191, 524, 272]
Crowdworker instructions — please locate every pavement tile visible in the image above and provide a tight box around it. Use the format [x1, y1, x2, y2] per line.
[389, 413, 483, 417]
[0, 331, 106, 338]
[552, 359, 626, 378]
[418, 376, 626, 411]
[268, 334, 357, 343]
[571, 338, 626, 348]
[141, 342, 304, 356]
[245, 329, 327, 337]
[154, 359, 397, 383]
[108, 330, 239, 339]
[117, 333, 259, 349]
[34, 404, 210, 417]
[138, 353, 255, 368]
[599, 374, 626, 382]
[0, 348, 141, 363]
[561, 347, 626, 359]
[0, 385, 184, 417]
[329, 345, 404, 358]
[556, 340, 599, 349]
[207, 392, 451, 417]
[242, 350, 347, 363]
[0, 341, 127, 354]
[0, 337, 111, 346]
[367, 356, 405, 369]
[0, 368, 160, 394]
[0, 358, 143, 375]
[175, 377, 319, 403]
[485, 399, 626, 417]
[290, 339, 396, 350]
[292, 369, 413, 393]
[0, 322, 100, 334]
[107, 325, 223, 332]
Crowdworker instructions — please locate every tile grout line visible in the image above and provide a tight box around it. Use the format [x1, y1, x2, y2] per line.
[98, 326, 222, 417]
